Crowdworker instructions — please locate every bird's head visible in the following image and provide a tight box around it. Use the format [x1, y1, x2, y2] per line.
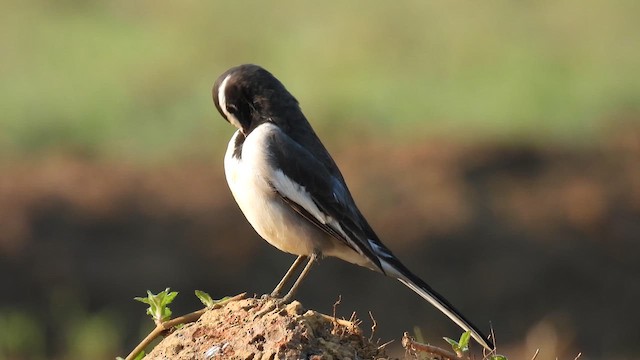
[212, 64, 299, 135]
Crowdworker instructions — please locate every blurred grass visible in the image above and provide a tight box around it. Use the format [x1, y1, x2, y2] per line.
[0, 309, 45, 359]
[1, 0, 639, 162]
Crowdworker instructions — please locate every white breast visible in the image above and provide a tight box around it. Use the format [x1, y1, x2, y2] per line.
[223, 125, 320, 256]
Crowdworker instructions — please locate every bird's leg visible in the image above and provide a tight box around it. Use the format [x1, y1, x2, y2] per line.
[280, 251, 319, 303]
[271, 255, 308, 298]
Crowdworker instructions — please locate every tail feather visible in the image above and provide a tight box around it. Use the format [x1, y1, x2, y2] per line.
[380, 258, 494, 351]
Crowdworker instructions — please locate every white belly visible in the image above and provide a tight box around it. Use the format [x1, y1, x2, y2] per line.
[224, 128, 322, 256]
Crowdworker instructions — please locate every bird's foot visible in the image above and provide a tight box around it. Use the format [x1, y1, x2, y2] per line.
[279, 290, 296, 304]
[260, 293, 276, 300]
[252, 296, 288, 319]
[259, 292, 289, 302]
[259, 292, 294, 306]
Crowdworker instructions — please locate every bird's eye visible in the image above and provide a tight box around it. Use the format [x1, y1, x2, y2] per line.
[226, 104, 237, 113]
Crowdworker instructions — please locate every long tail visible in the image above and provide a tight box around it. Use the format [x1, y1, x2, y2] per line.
[379, 256, 494, 351]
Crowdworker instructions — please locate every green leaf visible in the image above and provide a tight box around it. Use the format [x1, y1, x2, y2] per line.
[133, 296, 150, 305]
[134, 288, 178, 323]
[444, 331, 471, 354]
[490, 355, 508, 360]
[195, 290, 215, 308]
[443, 336, 458, 347]
[443, 336, 460, 352]
[195, 291, 235, 308]
[163, 290, 178, 305]
[458, 331, 471, 352]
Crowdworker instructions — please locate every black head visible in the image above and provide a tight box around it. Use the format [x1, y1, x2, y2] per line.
[212, 64, 300, 135]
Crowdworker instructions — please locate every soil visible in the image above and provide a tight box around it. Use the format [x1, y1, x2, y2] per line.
[145, 297, 390, 360]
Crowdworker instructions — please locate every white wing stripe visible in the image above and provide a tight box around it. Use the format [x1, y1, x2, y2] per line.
[272, 169, 350, 240]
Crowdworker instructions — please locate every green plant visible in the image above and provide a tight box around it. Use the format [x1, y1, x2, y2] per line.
[443, 331, 471, 357]
[195, 290, 236, 308]
[119, 288, 245, 360]
[134, 288, 178, 325]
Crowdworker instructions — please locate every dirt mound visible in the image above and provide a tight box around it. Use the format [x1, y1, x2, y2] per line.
[145, 297, 390, 360]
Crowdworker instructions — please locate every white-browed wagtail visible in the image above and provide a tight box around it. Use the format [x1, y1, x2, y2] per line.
[212, 64, 494, 351]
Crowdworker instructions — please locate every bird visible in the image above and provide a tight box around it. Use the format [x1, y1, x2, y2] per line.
[211, 64, 494, 351]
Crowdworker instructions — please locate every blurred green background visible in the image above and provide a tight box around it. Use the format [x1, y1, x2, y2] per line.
[3, 0, 638, 159]
[1, 1, 639, 359]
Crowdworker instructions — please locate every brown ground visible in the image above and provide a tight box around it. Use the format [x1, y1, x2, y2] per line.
[145, 297, 389, 360]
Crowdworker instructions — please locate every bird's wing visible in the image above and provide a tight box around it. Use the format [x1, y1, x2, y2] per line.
[264, 127, 383, 269]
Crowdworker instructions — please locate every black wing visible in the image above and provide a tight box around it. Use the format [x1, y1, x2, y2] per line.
[264, 127, 384, 270]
